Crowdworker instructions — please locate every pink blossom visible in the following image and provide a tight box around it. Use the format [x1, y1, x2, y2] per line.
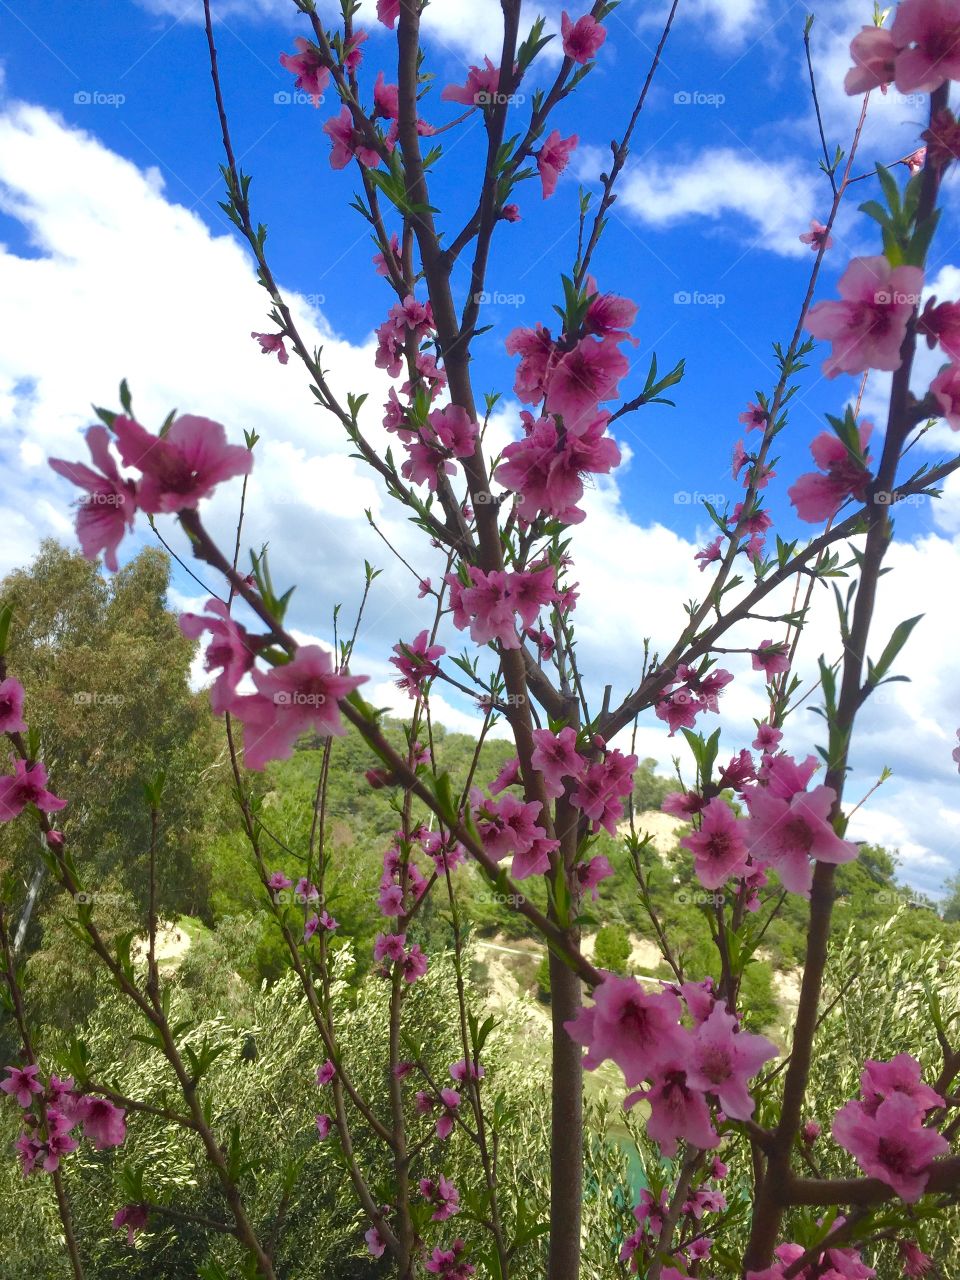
[228, 646, 366, 770]
[1, 1064, 43, 1108]
[545, 337, 628, 431]
[496, 412, 620, 524]
[315, 1113, 332, 1139]
[179, 598, 257, 714]
[316, 1060, 335, 1087]
[681, 798, 751, 890]
[505, 324, 555, 403]
[489, 756, 521, 794]
[428, 405, 476, 455]
[717, 749, 756, 793]
[570, 748, 637, 834]
[425, 1239, 475, 1278]
[905, 146, 927, 174]
[844, 25, 899, 94]
[744, 783, 860, 895]
[561, 11, 607, 63]
[373, 231, 402, 276]
[584, 280, 638, 340]
[419, 1175, 460, 1221]
[532, 727, 586, 798]
[374, 932, 407, 964]
[365, 1226, 387, 1258]
[931, 361, 960, 429]
[436, 1088, 461, 1139]
[800, 219, 833, 251]
[576, 853, 614, 900]
[662, 790, 702, 819]
[788, 423, 874, 523]
[501, 202, 521, 222]
[342, 29, 367, 73]
[752, 722, 783, 753]
[279, 37, 329, 104]
[449, 1058, 484, 1084]
[833, 1092, 949, 1201]
[860, 1054, 944, 1117]
[805, 257, 924, 378]
[565, 974, 688, 1083]
[251, 331, 289, 364]
[447, 567, 517, 649]
[739, 402, 767, 431]
[401, 944, 428, 984]
[112, 1204, 149, 1245]
[0, 679, 26, 735]
[323, 106, 380, 170]
[441, 57, 502, 107]
[377, 0, 400, 28]
[918, 298, 960, 358]
[635, 1061, 718, 1156]
[112, 414, 252, 514]
[48, 425, 137, 570]
[0, 759, 67, 823]
[76, 1095, 126, 1150]
[296, 877, 320, 903]
[537, 130, 578, 199]
[695, 536, 723, 572]
[687, 1004, 777, 1119]
[752, 640, 790, 676]
[391, 630, 445, 695]
[900, 1240, 934, 1276]
[892, 0, 960, 93]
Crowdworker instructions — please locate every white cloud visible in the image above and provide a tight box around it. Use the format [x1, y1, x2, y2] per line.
[1, 99, 959, 894]
[633, 0, 771, 49]
[132, 0, 565, 62]
[611, 147, 821, 259]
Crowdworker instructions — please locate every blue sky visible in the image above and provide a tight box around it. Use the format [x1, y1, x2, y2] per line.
[1, 0, 959, 891]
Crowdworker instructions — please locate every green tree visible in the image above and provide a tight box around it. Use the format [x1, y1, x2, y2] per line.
[0, 542, 225, 963]
[593, 923, 631, 974]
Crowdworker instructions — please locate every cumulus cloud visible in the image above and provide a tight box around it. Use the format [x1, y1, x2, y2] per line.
[608, 147, 821, 259]
[132, 0, 565, 62]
